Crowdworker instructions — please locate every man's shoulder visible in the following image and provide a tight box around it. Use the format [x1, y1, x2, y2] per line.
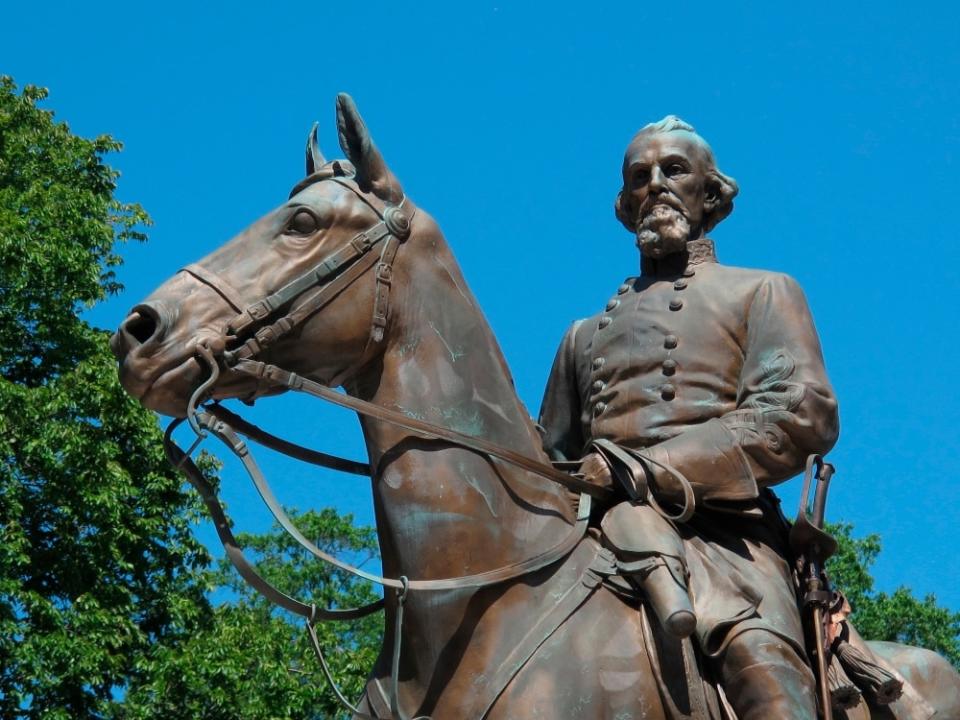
[570, 313, 601, 345]
[703, 262, 804, 296]
[553, 313, 603, 360]
[706, 261, 792, 280]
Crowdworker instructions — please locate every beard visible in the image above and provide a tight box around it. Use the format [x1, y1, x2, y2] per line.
[635, 204, 691, 259]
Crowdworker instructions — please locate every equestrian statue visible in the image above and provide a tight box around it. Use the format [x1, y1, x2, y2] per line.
[110, 94, 960, 718]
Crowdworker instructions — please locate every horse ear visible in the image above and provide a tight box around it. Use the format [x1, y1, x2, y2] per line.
[335, 93, 403, 203]
[305, 122, 326, 176]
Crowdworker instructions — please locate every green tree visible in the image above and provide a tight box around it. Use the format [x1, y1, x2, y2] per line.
[0, 75, 213, 719]
[118, 509, 383, 720]
[827, 522, 960, 668]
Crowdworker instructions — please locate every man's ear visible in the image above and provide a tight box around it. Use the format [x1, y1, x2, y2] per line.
[703, 175, 721, 216]
[702, 170, 738, 232]
[335, 93, 403, 204]
[614, 189, 637, 232]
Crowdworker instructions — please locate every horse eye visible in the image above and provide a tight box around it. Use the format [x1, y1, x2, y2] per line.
[287, 209, 319, 235]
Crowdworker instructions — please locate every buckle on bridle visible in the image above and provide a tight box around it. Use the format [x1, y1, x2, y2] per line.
[375, 263, 393, 284]
[350, 232, 373, 254]
[228, 301, 269, 336]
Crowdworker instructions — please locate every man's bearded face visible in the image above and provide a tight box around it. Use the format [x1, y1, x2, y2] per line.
[623, 131, 709, 259]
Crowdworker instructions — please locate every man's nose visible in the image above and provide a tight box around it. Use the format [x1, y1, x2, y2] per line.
[648, 166, 665, 191]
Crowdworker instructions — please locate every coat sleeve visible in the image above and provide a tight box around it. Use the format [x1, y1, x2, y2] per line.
[643, 273, 840, 509]
[538, 320, 586, 461]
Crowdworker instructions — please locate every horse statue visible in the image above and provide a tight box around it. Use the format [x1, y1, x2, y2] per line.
[111, 94, 960, 719]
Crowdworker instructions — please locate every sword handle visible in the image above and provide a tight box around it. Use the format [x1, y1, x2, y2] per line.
[812, 462, 835, 529]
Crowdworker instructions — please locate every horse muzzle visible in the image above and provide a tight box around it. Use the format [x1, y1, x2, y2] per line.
[111, 300, 223, 416]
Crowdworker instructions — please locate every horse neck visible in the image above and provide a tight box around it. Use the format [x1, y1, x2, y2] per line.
[353, 216, 575, 579]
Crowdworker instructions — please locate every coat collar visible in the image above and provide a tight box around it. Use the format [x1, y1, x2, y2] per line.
[640, 238, 717, 278]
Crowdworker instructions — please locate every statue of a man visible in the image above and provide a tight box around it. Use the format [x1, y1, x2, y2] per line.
[538, 116, 840, 718]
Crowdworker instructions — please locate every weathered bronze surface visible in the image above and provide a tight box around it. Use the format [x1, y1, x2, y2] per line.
[111, 97, 960, 718]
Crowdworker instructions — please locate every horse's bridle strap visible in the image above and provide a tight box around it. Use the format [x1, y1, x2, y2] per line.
[180, 263, 246, 313]
[228, 220, 394, 338]
[230, 358, 613, 503]
[205, 403, 369, 475]
[225, 244, 386, 364]
[163, 420, 385, 622]
[175, 173, 417, 379]
[331, 176, 389, 215]
[171, 405, 591, 595]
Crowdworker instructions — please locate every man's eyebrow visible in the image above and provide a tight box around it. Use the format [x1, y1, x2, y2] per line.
[659, 153, 692, 165]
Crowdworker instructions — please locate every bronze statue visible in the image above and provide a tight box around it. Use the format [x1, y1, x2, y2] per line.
[110, 96, 960, 718]
[539, 115, 840, 717]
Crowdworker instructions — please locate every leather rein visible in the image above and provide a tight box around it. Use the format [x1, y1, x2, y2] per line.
[163, 170, 612, 719]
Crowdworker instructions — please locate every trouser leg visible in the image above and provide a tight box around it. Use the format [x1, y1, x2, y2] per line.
[718, 628, 818, 720]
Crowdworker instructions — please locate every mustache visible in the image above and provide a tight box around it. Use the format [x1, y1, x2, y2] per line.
[639, 193, 687, 218]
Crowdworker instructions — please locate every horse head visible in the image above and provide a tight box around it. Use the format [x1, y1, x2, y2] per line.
[111, 94, 414, 417]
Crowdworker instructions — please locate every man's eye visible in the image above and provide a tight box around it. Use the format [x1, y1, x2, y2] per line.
[287, 209, 319, 235]
[632, 169, 650, 186]
[666, 163, 687, 176]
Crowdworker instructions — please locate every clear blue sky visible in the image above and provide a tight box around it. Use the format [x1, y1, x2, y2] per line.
[5, 2, 959, 610]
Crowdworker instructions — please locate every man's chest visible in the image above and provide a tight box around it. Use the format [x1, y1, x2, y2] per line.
[576, 267, 763, 442]
[586, 270, 753, 384]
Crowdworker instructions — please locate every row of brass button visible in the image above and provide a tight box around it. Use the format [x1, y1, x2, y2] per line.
[592, 268, 697, 413]
[660, 268, 695, 399]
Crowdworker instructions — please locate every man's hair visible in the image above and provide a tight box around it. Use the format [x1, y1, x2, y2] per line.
[639, 115, 698, 136]
[614, 115, 739, 233]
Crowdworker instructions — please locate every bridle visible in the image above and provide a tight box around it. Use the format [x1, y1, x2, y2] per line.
[163, 168, 692, 719]
[181, 168, 413, 382]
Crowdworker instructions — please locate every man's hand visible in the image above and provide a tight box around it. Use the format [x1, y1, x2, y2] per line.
[578, 451, 615, 491]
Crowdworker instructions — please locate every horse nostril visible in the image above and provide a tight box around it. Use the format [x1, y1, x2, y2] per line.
[120, 305, 165, 347]
[125, 312, 157, 344]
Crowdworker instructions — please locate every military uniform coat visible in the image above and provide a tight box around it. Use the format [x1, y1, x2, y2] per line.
[539, 238, 840, 655]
